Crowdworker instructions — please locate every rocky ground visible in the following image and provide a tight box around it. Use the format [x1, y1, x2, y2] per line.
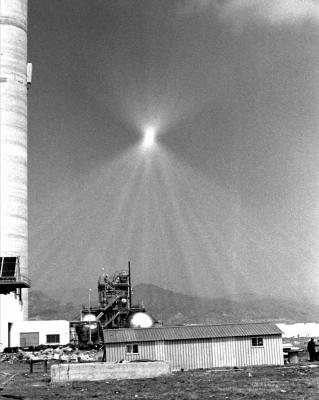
[0, 340, 318, 399]
[0, 346, 101, 364]
[1, 360, 319, 399]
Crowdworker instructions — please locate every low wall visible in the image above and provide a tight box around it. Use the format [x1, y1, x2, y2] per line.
[51, 361, 171, 383]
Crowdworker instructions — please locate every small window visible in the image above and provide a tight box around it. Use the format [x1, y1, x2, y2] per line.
[46, 334, 60, 344]
[0, 257, 17, 278]
[251, 337, 263, 347]
[126, 343, 139, 354]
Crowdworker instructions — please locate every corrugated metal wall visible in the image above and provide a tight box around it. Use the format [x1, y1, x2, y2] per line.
[210, 335, 283, 368]
[164, 339, 213, 370]
[105, 341, 158, 362]
[104, 334, 283, 369]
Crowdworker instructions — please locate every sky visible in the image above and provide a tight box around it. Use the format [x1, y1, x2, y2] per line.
[28, 0, 319, 302]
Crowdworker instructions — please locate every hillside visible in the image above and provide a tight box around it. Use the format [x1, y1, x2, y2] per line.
[29, 290, 80, 321]
[132, 283, 314, 324]
[29, 283, 318, 324]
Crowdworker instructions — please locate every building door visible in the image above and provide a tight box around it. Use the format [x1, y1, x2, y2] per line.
[20, 332, 39, 347]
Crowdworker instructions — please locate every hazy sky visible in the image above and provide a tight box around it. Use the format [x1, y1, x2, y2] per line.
[28, 0, 319, 301]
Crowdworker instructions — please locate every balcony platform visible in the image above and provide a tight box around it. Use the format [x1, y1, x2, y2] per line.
[0, 275, 31, 294]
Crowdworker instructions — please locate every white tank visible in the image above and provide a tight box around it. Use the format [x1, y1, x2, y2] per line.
[129, 312, 154, 328]
[0, 0, 28, 318]
[82, 314, 98, 331]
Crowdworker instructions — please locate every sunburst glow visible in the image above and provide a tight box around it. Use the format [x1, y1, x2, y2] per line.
[29, 141, 319, 300]
[142, 126, 156, 149]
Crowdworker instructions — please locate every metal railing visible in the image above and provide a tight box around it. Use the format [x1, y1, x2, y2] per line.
[0, 273, 31, 287]
[18, 273, 31, 286]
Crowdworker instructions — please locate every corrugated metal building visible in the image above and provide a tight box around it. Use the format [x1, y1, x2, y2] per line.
[103, 323, 283, 370]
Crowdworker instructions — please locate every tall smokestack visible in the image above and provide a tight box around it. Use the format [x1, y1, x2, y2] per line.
[0, 0, 29, 318]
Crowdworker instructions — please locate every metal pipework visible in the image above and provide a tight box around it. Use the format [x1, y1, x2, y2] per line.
[0, 0, 29, 318]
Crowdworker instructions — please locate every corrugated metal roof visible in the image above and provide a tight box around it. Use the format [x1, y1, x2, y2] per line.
[103, 322, 282, 343]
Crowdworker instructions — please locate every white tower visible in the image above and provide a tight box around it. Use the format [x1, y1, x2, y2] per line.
[0, 0, 30, 348]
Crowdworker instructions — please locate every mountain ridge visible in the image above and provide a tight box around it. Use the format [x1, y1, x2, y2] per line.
[29, 283, 318, 324]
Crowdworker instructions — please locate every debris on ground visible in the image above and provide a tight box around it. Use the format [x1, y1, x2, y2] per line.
[0, 346, 101, 363]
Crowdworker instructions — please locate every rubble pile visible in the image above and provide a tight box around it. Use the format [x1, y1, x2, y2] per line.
[0, 346, 103, 364]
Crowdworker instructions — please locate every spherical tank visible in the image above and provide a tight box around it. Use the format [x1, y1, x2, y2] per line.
[0, 0, 28, 317]
[129, 312, 154, 328]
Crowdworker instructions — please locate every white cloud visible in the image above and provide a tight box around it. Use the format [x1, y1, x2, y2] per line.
[219, 0, 319, 29]
[175, 0, 319, 27]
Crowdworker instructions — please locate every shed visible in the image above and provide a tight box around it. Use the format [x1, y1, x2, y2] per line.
[103, 322, 283, 370]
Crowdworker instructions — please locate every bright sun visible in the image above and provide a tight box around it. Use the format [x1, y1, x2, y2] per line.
[143, 126, 156, 149]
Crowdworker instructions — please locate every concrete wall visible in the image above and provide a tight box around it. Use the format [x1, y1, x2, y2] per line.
[51, 361, 171, 383]
[10, 320, 70, 347]
[104, 334, 283, 370]
[0, 293, 24, 351]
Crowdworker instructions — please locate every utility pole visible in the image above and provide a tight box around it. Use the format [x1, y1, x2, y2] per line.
[88, 288, 92, 344]
[128, 261, 132, 309]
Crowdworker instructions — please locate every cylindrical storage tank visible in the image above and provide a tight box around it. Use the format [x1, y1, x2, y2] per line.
[0, 0, 28, 317]
[128, 312, 154, 328]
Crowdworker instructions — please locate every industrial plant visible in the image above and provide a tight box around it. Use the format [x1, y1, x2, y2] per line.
[0, 0, 284, 371]
[75, 265, 155, 345]
[1, 0, 306, 390]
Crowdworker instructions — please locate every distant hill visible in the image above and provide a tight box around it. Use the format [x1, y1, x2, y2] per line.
[29, 283, 317, 323]
[131, 283, 314, 325]
[29, 290, 80, 321]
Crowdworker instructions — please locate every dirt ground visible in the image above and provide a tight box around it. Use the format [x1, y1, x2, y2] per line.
[1, 359, 319, 400]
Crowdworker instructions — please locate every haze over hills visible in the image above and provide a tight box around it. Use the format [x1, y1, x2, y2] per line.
[29, 283, 318, 324]
[132, 284, 317, 325]
[29, 290, 80, 321]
